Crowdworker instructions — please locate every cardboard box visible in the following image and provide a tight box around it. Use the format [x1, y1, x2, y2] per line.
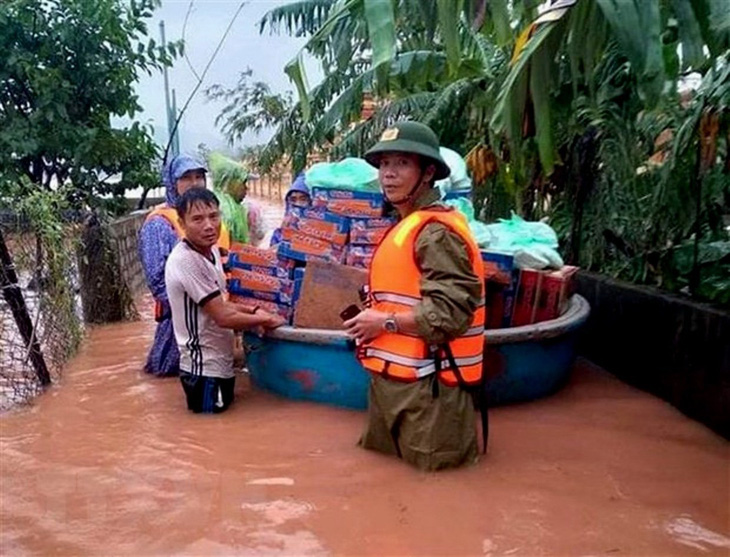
[311, 188, 385, 218]
[228, 245, 279, 267]
[535, 265, 579, 323]
[512, 269, 544, 327]
[228, 257, 292, 279]
[311, 188, 384, 203]
[293, 260, 367, 330]
[229, 295, 291, 320]
[276, 237, 345, 264]
[282, 207, 350, 246]
[345, 245, 377, 269]
[292, 267, 305, 307]
[349, 217, 397, 245]
[484, 281, 506, 330]
[229, 268, 293, 295]
[228, 280, 293, 305]
[281, 226, 348, 248]
[315, 199, 384, 218]
[481, 250, 519, 328]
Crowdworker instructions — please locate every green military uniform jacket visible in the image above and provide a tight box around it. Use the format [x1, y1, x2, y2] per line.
[360, 186, 484, 471]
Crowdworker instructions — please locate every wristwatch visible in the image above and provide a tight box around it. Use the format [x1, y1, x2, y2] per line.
[383, 313, 399, 333]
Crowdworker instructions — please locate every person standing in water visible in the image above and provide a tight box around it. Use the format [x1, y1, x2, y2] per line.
[165, 188, 285, 413]
[345, 121, 487, 471]
[138, 155, 208, 377]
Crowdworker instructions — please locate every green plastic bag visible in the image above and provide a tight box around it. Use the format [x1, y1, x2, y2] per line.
[444, 197, 492, 247]
[305, 158, 380, 192]
[483, 212, 563, 269]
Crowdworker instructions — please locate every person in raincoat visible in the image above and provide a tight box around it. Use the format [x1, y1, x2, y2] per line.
[208, 152, 251, 245]
[344, 121, 487, 471]
[269, 173, 311, 247]
[138, 154, 208, 377]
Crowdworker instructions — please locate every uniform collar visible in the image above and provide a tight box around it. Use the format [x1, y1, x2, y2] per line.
[410, 186, 442, 211]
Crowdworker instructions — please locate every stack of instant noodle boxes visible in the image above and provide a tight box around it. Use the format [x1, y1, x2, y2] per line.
[481, 251, 578, 329]
[225, 185, 578, 328]
[227, 187, 395, 323]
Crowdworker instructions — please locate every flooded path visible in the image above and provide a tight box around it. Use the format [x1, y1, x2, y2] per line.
[1, 200, 729, 556]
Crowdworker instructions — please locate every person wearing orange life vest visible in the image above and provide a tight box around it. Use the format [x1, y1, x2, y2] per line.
[138, 154, 230, 377]
[344, 121, 487, 471]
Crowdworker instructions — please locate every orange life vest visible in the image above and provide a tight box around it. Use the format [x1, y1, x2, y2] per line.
[358, 208, 486, 387]
[145, 205, 232, 320]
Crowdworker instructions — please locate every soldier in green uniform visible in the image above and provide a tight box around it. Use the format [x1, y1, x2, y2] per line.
[344, 121, 485, 471]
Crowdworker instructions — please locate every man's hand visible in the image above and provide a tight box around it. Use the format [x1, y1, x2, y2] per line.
[250, 310, 286, 337]
[260, 310, 286, 329]
[344, 309, 388, 344]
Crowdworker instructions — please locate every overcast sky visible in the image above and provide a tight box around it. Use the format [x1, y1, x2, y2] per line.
[133, 0, 320, 156]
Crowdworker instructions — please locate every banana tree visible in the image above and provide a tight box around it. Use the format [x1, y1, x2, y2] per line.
[257, 0, 518, 171]
[492, 0, 729, 176]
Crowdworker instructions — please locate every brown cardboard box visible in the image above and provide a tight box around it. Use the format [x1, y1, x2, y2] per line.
[293, 260, 367, 330]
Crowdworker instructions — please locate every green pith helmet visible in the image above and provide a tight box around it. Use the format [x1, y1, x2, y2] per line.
[364, 121, 451, 180]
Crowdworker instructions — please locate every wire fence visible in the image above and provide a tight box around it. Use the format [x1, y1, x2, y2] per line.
[0, 209, 145, 411]
[0, 218, 83, 410]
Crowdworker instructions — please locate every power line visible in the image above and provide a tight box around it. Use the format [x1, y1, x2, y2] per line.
[162, 1, 247, 165]
[181, 0, 201, 81]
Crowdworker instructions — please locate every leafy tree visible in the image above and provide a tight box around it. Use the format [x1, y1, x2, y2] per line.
[206, 68, 294, 145]
[0, 0, 181, 210]
[246, 0, 729, 303]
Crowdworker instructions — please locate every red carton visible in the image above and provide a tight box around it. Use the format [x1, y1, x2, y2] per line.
[512, 269, 544, 327]
[534, 266, 579, 323]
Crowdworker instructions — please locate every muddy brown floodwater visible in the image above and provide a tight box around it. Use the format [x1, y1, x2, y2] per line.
[1, 200, 729, 556]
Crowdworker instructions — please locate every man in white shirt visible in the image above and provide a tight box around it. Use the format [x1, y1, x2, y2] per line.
[165, 188, 285, 413]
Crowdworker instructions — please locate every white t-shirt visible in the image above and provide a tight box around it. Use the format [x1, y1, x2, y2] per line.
[165, 240, 234, 379]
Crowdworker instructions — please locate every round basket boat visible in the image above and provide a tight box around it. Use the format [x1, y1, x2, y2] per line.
[244, 294, 590, 410]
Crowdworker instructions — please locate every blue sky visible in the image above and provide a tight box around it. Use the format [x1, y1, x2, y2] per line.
[133, 0, 320, 155]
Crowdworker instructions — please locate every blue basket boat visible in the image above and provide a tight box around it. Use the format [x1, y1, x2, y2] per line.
[244, 295, 590, 410]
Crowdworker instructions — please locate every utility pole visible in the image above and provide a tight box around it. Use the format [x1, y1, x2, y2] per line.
[159, 20, 180, 158]
[172, 89, 180, 156]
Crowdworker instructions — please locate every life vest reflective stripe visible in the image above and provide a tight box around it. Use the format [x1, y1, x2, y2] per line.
[358, 207, 486, 387]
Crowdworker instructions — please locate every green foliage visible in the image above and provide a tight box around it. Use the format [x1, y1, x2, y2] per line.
[7, 181, 83, 358]
[224, 0, 730, 304]
[206, 68, 294, 144]
[0, 0, 177, 208]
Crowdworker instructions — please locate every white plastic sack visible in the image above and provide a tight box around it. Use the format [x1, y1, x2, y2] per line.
[435, 147, 472, 197]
